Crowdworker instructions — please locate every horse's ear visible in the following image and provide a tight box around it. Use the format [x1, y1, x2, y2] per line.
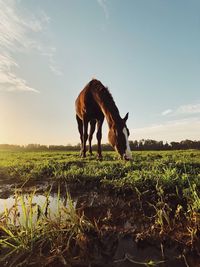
[123, 112, 129, 122]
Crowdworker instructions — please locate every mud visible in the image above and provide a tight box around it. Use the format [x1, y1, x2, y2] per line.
[72, 191, 200, 267]
[0, 180, 199, 267]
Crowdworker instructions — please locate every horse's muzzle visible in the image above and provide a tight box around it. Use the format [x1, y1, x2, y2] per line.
[123, 154, 131, 161]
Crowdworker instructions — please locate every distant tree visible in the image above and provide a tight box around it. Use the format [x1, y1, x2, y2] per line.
[0, 144, 21, 150]
[25, 144, 48, 151]
[170, 141, 181, 150]
[164, 142, 170, 150]
[0, 139, 200, 151]
[180, 139, 195, 149]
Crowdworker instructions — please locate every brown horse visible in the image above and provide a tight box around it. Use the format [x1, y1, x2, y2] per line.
[75, 79, 132, 160]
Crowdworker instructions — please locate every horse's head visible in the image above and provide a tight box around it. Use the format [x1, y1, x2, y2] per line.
[108, 113, 132, 160]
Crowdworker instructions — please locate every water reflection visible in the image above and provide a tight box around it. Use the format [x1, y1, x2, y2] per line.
[0, 193, 76, 225]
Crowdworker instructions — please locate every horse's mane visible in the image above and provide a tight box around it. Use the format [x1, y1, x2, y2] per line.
[89, 79, 120, 118]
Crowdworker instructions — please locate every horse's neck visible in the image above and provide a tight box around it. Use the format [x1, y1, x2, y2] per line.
[100, 102, 121, 129]
[92, 85, 122, 129]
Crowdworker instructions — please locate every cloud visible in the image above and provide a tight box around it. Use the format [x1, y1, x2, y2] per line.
[161, 109, 173, 116]
[49, 64, 63, 76]
[0, 0, 48, 52]
[97, 0, 109, 20]
[0, 54, 39, 93]
[0, 0, 61, 93]
[41, 47, 63, 76]
[131, 118, 200, 141]
[161, 103, 200, 117]
[176, 103, 200, 115]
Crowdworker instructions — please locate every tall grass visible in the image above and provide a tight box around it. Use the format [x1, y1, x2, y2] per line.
[0, 150, 199, 265]
[0, 189, 92, 267]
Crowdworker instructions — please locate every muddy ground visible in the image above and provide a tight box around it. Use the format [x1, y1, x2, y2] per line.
[0, 177, 200, 267]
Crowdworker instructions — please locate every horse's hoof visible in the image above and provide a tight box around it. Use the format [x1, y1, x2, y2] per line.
[97, 155, 103, 161]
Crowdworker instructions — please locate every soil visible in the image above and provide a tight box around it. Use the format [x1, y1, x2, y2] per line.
[0, 179, 200, 267]
[71, 189, 200, 267]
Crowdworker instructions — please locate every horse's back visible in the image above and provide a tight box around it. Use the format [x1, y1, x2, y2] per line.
[75, 79, 104, 121]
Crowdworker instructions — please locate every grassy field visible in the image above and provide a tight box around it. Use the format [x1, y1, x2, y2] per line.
[0, 149, 200, 266]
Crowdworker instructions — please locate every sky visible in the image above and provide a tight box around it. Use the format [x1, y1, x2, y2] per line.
[0, 0, 200, 145]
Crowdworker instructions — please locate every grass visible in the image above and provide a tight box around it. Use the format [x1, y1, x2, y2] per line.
[0, 189, 93, 266]
[0, 149, 200, 185]
[0, 149, 199, 266]
[0, 149, 200, 219]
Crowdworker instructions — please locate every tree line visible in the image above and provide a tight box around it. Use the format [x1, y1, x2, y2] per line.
[0, 139, 200, 151]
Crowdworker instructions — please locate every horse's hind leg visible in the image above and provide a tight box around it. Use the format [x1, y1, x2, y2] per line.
[76, 115, 84, 157]
[88, 120, 96, 155]
[82, 117, 89, 158]
[96, 118, 104, 160]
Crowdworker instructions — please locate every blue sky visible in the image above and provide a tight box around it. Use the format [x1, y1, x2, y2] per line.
[0, 0, 200, 145]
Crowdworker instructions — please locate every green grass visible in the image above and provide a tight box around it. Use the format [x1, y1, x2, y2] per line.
[0, 149, 199, 190]
[0, 190, 92, 267]
[0, 149, 199, 230]
[0, 149, 200, 266]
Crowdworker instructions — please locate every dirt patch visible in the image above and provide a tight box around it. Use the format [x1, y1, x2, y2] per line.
[72, 191, 200, 267]
[0, 181, 200, 267]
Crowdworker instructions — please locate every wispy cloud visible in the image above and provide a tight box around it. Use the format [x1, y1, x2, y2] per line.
[0, 54, 39, 93]
[41, 47, 63, 76]
[161, 103, 200, 116]
[97, 0, 109, 20]
[161, 109, 173, 116]
[131, 118, 200, 141]
[0, 0, 61, 93]
[176, 103, 200, 115]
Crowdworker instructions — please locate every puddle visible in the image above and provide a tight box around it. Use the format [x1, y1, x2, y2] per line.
[0, 190, 199, 266]
[0, 181, 49, 199]
[0, 193, 77, 225]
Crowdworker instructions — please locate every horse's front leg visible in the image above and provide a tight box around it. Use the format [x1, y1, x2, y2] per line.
[88, 120, 96, 155]
[82, 118, 89, 158]
[96, 118, 104, 160]
[76, 115, 84, 157]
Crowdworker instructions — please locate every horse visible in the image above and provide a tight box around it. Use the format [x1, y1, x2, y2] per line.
[75, 79, 132, 160]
